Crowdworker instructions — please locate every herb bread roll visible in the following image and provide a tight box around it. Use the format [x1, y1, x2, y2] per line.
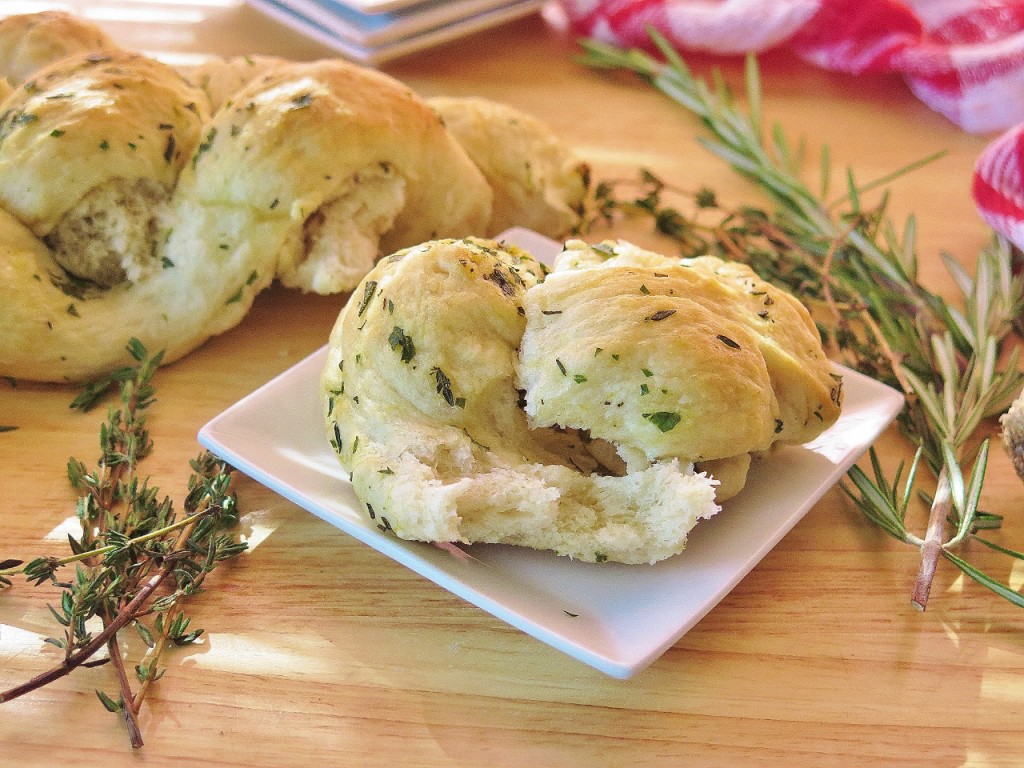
[0, 27, 491, 381]
[322, 237, 721, 565]
[0, 11, 588, 382]
[322, 235, 843, 563]
[0, 46, 226, 381]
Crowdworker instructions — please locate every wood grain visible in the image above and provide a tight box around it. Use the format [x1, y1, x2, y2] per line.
[2, 4, 1022, 766]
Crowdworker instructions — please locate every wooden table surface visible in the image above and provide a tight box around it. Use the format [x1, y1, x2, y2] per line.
[2, 3, 1023, 766]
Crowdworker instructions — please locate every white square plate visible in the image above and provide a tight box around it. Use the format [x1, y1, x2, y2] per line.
[198, 230, 904, 678]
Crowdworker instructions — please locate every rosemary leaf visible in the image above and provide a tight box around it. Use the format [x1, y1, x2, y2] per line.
[578, 34, 1024, 610]
[941, 550, 1024, 609]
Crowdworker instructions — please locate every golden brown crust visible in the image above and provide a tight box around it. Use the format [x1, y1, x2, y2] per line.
[520, 263, 777, 461]
[429, 96, 588, 238]
[0, 51, 209, 235]
[0, 12, 117, 87]
[538, 240, 842, 440]
[187, 59, 491, 273]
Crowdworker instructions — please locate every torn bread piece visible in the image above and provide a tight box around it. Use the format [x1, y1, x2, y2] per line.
[321, 237, 720, 565]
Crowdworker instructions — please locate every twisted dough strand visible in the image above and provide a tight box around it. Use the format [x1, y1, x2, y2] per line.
[0, 12, 587, 382]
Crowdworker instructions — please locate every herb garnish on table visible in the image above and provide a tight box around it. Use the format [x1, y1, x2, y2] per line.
[0, 339, 246, 748]
[578, 32, 1024, 610]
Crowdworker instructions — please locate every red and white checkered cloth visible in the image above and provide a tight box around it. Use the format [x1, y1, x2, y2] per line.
[560, 0, 1024, 251]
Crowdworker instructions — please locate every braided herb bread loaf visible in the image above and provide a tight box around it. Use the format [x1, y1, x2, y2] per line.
[321, 238, 842, 564]
[0, 12, 588, 382]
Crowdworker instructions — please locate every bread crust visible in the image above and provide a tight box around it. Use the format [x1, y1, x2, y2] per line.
[0, 11, 116, 88]
[183, 55, 287, 112]
[428, 96, 588, 238]
[0, 51, 208, 236]
[524, 240, 842, 458]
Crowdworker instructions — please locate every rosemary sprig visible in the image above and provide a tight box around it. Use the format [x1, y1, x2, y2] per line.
[578, 33, 1024, 610]
[0, 339, 247, 748]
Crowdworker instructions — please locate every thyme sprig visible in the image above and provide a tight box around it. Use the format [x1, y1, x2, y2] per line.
[578, 33, 1024, 609]
[0, 339, 246, 748]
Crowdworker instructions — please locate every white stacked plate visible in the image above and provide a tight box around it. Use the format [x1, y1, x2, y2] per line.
[245, 0, 546, 64]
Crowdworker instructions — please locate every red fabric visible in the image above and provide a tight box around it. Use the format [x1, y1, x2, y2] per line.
[561, 0, 1024, 251]
[789, 0, 922, 74]
[974, 124, 1024, 246]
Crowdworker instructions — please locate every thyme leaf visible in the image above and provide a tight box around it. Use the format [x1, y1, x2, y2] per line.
[430, 367, 465, 408]
[357, 280, 377, 316]
[646, 309, 676, 321]
[388, 326, 416, 363]
[0, 338, 246, 748]
[642, 411, 681, 433]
